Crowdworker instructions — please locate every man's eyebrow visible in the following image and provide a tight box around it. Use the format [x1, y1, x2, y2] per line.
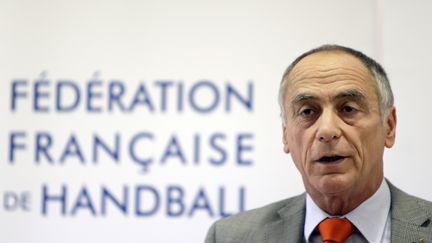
[291, 93, 319, 104]
[334, 89, 366, 100]
[290, 89, 366, 105]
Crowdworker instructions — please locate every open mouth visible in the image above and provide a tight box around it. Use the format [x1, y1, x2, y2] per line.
[318, 155, 345, 163]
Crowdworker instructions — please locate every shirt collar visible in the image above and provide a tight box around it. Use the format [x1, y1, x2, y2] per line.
[304, 179, 391, 242]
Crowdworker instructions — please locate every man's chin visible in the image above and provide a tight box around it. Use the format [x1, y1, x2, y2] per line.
[313, 174, 354, 195]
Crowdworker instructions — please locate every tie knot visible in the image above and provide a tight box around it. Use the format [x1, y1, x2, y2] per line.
[318, 217, 354, 243]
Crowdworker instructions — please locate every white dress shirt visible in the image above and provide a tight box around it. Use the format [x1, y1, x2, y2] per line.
[304, 179, 391, 243]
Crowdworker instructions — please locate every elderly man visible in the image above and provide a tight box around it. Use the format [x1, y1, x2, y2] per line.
[205, 45, 432, 243]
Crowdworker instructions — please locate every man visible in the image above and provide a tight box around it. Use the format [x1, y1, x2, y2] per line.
[205, 45, 432, 243]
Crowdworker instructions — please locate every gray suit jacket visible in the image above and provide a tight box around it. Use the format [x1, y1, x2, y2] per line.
[205, 182, 432, 243]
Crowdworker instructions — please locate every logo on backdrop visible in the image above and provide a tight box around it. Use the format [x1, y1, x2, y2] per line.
[3, 71, 255, 218]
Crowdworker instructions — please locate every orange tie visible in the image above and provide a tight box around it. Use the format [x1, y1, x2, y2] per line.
[318, 217, 354, 243]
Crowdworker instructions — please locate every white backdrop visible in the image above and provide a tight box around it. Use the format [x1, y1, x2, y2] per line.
[0, 0, 431, 242]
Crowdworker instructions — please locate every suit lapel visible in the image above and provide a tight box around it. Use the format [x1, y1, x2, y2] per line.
[388, 181, 432, 243]
[260, 181, 432, 243]
[263, 194, 306, 243]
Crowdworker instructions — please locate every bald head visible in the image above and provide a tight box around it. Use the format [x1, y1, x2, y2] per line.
[278, 45, 394, 124]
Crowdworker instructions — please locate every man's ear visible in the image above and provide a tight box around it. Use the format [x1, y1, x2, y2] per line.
[282, 125, 290, 154]
[385, 106, 397, 148]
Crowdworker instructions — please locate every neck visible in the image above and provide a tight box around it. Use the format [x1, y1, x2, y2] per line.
[307, 177, 383, 215]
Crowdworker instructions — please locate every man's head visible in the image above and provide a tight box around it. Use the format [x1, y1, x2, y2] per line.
[279, 45, 397, 214]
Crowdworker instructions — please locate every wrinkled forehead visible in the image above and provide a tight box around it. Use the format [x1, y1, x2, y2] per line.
[285, 51, 376, 94]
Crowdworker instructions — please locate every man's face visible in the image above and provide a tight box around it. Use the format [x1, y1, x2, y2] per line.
[282, 51, 396, 201]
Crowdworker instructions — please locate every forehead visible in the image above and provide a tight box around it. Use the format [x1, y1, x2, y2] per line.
[285, 51, 377, 99]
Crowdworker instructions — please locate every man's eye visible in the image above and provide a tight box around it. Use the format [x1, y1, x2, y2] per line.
[342, 105, 356, 113]
[300, 108, 315, 117]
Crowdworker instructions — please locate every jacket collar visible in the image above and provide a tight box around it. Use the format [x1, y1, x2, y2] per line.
[262, 181, 432, 243]
[388, 180, 432, 243]
[263, 193, 306, 243]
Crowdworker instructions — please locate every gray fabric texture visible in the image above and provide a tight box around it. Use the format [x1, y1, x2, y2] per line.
[204, 181, 432, 243]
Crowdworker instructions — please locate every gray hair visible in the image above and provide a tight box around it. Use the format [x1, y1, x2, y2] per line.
[278, 44, 394, 123]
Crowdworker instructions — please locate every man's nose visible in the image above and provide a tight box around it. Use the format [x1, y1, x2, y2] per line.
[315, 109, 342, 143]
